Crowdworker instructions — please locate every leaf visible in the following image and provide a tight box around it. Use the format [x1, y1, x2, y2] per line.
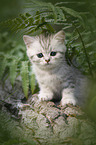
[85, 40, 96, 48]
[30, 72, 36, 94]
[35, 11, 40, 25]
[61, 7, 82, 19]
[89, 95, 96, 120]
[56, 7, 66, 21]
[46, 23, 55, 32]
[24, 27, 36, 35]
[0, 57, 7, 80]
[21, 61, 29, 99]
[55, 1, 86, 6]
[10, 59, 17, 87]
[48, 3, 57, 22]
[25, 15, 34, 24]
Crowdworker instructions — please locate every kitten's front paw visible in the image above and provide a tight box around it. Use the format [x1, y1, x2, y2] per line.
[61, 89, 77, 106]
[38, 91, 53, 101]
[61, 97, 77, 106]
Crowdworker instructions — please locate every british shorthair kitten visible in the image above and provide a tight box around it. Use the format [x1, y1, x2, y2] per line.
[23, 30, 87, 106]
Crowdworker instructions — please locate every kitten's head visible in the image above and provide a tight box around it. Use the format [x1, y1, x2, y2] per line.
[23, 30, 66, 69]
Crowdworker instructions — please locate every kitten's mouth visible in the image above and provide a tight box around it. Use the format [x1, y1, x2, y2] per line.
[38, 62, 57, 70]
[45, 62, 50, 65]
[43, 62, 52, 67]
[45, 62, 53, 66]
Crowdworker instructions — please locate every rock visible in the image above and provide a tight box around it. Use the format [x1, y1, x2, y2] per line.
[0, 78, 96, 145]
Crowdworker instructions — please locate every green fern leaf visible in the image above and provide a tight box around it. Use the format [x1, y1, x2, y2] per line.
[24, 27, 36, 35]
[10, 59, 17, 87]
[55, 1, 86, 6]
[0, 57, 7, 80]
[63, 25, 73, 30]
[61, 7, 82, 19]
[46, 23, 55, 32]
[35, 11, 40, 25]
[6, 13, 32, 33]
[30, 72, 36, 94]
[56, 7, 66, 21]
[85, 40, 96, 48]
[25, 13, 34, 24]
[21, 61, 29, 99]
[48, 3, 57, 22]
[16, 17, 23, 23]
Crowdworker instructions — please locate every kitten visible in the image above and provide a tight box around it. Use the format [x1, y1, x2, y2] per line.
[23, 30, 87, 106]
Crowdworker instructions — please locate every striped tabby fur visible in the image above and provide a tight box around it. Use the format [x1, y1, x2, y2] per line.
[23, 30, 88, 106]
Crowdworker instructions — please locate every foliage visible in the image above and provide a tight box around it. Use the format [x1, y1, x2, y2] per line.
[30, 71, 36, 95]
[0, 111, 37, 145]
[10, 59, 18, 87]
[0, 32, 25, 82]
[2, 0, 96, 75]
[0, 0, 96, 98]
[0, 32, 35, 98]
[21, 61, 29, 99]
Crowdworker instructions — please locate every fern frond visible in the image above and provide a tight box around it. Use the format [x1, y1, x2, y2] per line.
[85, 40, 96, 48]
[61, 7, 82, 20]
[0, 58, 7, 80]
[5, 11, 54, 35]
[56, 7, 66, 21]
[0, 0, 96, 76]
[21, 61, 29, 99]
[6, 13, 33, 33]
[1, 0, 84, 35]
[72, 22, 93, 76]
[48, 3, 57, 22]
[10, 59, 17, 87]
[55, 2, 86, 6]
[30, 72, 36, 94]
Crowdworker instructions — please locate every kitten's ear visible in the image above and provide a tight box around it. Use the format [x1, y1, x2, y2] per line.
[23, 35, 35, 48]
[54, 30, 65, 43]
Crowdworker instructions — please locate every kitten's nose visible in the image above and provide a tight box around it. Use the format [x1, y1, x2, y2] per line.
[45, 59, 50, 63]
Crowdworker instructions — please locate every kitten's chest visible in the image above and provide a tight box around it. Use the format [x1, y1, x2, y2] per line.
[36, 70, 63, 90]
[34, 65, 76, 91]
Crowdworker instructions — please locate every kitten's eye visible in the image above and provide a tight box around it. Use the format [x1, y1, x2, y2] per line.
[37, 53, 43, 58]
[50, 51, 57, 56]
